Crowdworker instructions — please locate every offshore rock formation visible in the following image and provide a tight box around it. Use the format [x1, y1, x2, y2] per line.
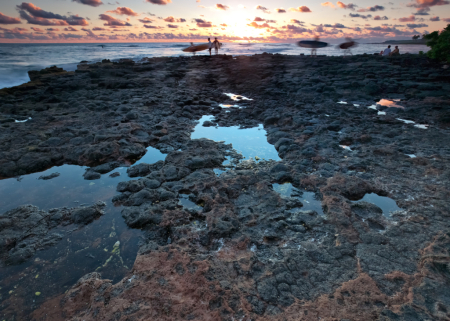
[0, 53, 449, 320]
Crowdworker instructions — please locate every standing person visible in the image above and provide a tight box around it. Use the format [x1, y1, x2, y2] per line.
[382, 45, 391, 56]
[390, 46, 400, 56]
[213, 37, 220, 55]
[208, 38, 212, 56]
[311, 36, 320, 57]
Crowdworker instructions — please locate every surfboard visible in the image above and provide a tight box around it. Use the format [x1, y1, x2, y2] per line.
[339, 41, 356, 49]
[297, 41, 328, 49]
[182, 43, 210, 53]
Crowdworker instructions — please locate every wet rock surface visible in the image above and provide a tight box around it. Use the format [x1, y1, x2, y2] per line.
[1, 54, 450, 320]
[0, 202, 105, 266]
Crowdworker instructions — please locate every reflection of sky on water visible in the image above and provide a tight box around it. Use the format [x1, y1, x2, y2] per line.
[352, 193, 402, 217]
[272, 183, 324, 216]
[192, 115, 280, 161]
[0, 147, 166, 318]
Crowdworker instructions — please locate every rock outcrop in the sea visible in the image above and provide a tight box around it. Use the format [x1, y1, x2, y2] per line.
[0, 53, 450, 321]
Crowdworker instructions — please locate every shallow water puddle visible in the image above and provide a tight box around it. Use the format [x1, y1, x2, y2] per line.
[396, 118, 428, 129]
[352, 193, 402, 217]
[340, 145, 352, 151]
[377, 99, 404, 109]
[178, 194, 203, 211]
[0, 146, 166, 318]
[219, 103, 240, 108]
[192, 115, 281, 163]
[406, 154, 417, 158]
[272, 183, 324, 216]
[14, 117, 32, 123]
[224, 93, 253, 101]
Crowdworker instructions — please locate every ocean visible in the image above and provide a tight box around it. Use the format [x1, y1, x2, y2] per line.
[0, 42, 429, 90]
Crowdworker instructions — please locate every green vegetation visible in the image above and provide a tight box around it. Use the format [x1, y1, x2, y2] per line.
[424, 24, 450, 63]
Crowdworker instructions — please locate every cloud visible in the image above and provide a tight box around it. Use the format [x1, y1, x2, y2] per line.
[167, 24, 178, 28]
[349, 13, 372, 19]
[358, 5, 385, 12]
[143, 24, 162, 29]
[256, 5, 270, 14]
[193, 18, 212, 27]
[0, 12, 21, 24]
[30, 27, 42, 31]
[414, 7, 430, 15]
[93, 27, 106, 30]
[276, 8, 287, 13]
[443, 17, 450, 21]
[321, 2, 335, 8]
[374, 15, 389, 20]
[290, 19, 304, 25]
[64, 26, 78, 31]
[430, 16, 440, 20]
[289, 6, 311, 12]
[324, 23, 347, 28]
[216, 4, 229, 10]
[99, 14, 132, 27]
[337, 2, 357, 10]
[106, 7, 139, 16]
[72, 0, 103, 7]
[281, 24, 309, 33]
[139, 17, 154, 23]
[266, 19, 276, 23]
[163, 16, 185, 23]
[254, 17, 265, 21]
[399, 15, 416, 22]
[409, 0, 449, 9]
[247, 22, 273, 29]
[406, 23, 428, 27]
[146, 0, 172, 4]
[17, 2, 89, 26]
[46, 28, 59, 31]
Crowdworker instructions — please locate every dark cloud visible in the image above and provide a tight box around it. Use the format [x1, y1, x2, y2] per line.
[430, 16, 440, 20]
[266, 19, 276, 23]
[358, 5, 385, 12]
[290, 19, 304, 25]
[17, 2, 89, 26]
[443, 17, 450, 21]
[256, 5, 270, 14]
[146, 0, 172, 5]
[106, 7, 139, 16]
[64, 26, 78, 31]
[349, 13, 372, 19]
[216, 4, 229, 10]
[143, 24, 162, 28]
[93, 27, 106, 30]
[406, 23, 428, 27]
[99, 14, 132, 27]
[30, 26, 42, 31]
[409, 0, 449, 8]
[414, 7, 430, 15]
[374, 15, 389, 20]
[193, 18, 212, 27]
[324, 23, 347, 28]
[72, 0, 103, 7]
[167, 24, 178, 28]
[281, 24, 309, 33]
[0, 12, 21, 24]
[254, 17, 265, 22]
[276, 8, 286, 13]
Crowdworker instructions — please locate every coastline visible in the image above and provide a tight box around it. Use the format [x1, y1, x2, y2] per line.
[1, 53, 450, 320]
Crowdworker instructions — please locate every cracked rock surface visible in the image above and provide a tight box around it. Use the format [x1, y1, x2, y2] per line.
[0, 54, 450, 320]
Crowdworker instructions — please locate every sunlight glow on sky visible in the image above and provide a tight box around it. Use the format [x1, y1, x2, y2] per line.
[0, 0, 449, 43]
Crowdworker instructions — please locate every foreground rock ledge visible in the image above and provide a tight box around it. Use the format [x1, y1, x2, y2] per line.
[0, 54, 449, 320]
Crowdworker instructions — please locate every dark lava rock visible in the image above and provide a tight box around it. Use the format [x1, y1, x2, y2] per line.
[38, 172, 60, 180]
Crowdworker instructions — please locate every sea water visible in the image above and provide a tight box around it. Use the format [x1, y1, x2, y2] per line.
[0, 42, 429, 89]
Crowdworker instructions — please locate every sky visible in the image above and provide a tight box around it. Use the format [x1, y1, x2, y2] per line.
[0, 0, 449, 43]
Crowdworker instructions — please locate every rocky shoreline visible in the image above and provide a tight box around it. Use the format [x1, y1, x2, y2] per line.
[1, 53, 450, 320]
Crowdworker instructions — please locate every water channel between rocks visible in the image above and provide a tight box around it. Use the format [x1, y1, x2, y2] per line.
[272, 183, 325, 216]
[0, 146, 166, 317]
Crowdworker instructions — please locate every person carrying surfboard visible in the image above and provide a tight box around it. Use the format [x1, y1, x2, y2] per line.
[208, 38, 213, 56]
[213, 37, 220, 55]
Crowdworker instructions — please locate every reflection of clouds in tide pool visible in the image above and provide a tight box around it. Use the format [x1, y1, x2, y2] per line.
[192, 115, 281, 163]
[0, 146, 166, 318]
[272, 183, 324, 216]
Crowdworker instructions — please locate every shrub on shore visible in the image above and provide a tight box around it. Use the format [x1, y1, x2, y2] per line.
[424, 24, 450, 62]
